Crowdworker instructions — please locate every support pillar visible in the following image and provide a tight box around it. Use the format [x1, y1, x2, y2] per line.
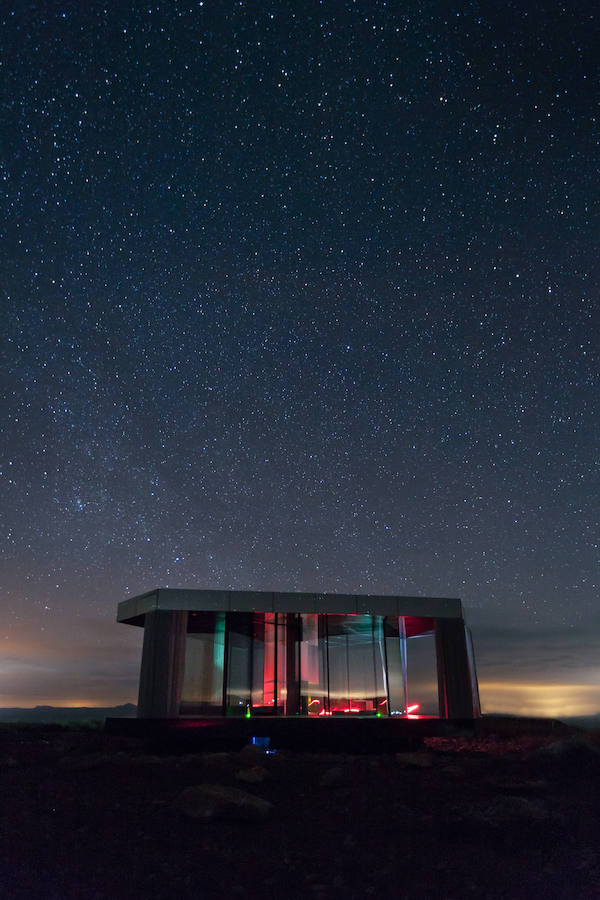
[435, 617, 478, 719]
[137, 609, 188, 718]
[285, 613, 300, 715]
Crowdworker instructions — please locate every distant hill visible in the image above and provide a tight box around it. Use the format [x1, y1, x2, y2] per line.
[479, 712, 600, 732]
[0, 704, 137, 723]
[558, 713, 600, 730]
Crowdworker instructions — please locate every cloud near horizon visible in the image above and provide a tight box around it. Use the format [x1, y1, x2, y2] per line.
[1, 617, 143, 706]
[468, 608, 600, 717]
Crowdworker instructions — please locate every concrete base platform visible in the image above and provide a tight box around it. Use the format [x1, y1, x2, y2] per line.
[105, 715, 476, 752]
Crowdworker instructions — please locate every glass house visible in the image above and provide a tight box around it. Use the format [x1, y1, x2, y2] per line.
[117, 589, 480, 720]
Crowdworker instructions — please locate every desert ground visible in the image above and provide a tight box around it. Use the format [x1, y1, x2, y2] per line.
[1, 717, 599, 899]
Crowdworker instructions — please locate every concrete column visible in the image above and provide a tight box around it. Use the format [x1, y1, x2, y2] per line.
[435, 617, 477, 719]
[137, 609, 188, 718]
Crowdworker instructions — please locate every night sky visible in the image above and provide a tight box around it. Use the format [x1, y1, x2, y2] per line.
[2, 2, 598, 715]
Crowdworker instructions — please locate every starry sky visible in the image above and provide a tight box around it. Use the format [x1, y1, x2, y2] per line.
[1, 2, 598, 715]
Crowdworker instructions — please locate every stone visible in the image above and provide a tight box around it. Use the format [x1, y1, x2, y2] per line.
[129, 754, 164, 765]
[440, 764, 466, 778]
[319, 766, 348, 787]
[450, 795, 552, 829]
[239, 744, 268, 764]
[236, 765, 268, 784]
[395, 751, 434, 768]
[199, 752, 235, 765]
[172, 784, 273, 822]
[58, 752, 111, 770]
[486, 775, 548, 793]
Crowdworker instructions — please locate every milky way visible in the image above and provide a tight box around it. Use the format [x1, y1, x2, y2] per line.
[1, 3, 597, 708]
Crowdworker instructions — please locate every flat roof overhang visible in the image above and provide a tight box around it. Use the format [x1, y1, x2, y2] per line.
[117, 588, 464, 626]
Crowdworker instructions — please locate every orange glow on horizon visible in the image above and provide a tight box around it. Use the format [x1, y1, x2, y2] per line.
[479, 681, 600, 719]
[6, 684, 596, 718]
[0, 697, 137, 709]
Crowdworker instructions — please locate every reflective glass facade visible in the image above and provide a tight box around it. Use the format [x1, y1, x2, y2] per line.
[178, 611, 446, 718]
[122, 590, 480, 720]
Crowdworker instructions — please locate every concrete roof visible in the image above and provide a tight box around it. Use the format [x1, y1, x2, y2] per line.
[117, 588, 464, 625]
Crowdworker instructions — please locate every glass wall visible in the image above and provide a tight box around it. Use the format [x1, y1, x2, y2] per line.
[224, 612, 252, 715]
[179, 611, 445, 717]
[251, 612, 280, 714]
[404, 618, 438, 716]
[325, 615, 387, 715]
[385, 616, 408, 715]
[300, 613, 328, 715]
[180, 611, 225, 715]
[224, 612, 287, 716]
[298, 614, 393, 716]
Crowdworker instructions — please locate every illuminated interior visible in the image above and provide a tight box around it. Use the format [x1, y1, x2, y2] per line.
[178, 611, 451, 718]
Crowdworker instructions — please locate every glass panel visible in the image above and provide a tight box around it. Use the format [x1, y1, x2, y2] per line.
[251, 612, 280, 714]
[284, 613, 300, 715]
[225, 613, 287, 716]
[373, 615, 390, 715]
[180, 611, 225, 715]
[385, 616, 407, 715]
[405, 620, 438, 716]
[195, 609, 444, 719]
[276, 614, 287, 710]
[326, 615, 386, 715]
[300, 613, 328, 715]
[225, 612, 252, 715]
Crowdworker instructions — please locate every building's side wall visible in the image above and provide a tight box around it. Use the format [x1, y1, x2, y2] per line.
[435, 617, 479, 718]
[137, 609, 188, 717]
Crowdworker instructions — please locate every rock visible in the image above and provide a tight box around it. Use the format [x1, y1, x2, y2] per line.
[299, 752, 351, 765]
[108, 751, 132, 765]
[172, 784, 273, 822]
[236, 765, 268, 784]
[59, 750, 137, 769]
[130, 754, 164, 765]
[58, 752, 111, 770]
[487, 775, 548, 793]
[395, 751, 434, 768]
[195, 752, 234, 765]
[238, 744, 269, 764]
[449, 795, 552, 829]
[319, 766, 348, 787]
[178, 752, 236, 772]
[440, 765, 466, 778]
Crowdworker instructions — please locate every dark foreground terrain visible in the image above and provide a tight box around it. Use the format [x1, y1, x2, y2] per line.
[1, 718, 599, 899]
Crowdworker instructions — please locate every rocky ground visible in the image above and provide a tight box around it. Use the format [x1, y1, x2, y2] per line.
[1, 719, 599, 899]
